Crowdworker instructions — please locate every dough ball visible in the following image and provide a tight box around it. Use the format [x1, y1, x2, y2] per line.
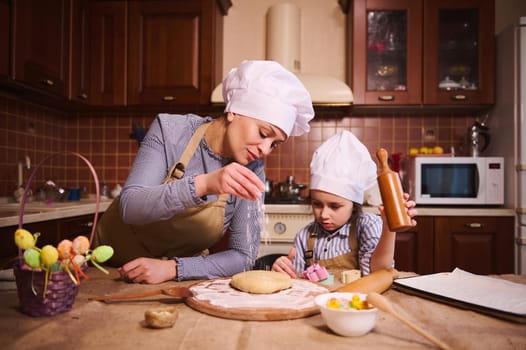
[144, 307, 178, 329]
[231, 270, 293, 294]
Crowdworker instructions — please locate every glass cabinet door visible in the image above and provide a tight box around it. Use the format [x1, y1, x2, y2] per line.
[437, 9, 479, 92]
[367, 11, 407, 93]
[423, 0, 494, 105]
[352, 0, 422, 105]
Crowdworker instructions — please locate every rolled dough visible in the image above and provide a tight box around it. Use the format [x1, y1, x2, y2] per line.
[230, 270, 293, 294]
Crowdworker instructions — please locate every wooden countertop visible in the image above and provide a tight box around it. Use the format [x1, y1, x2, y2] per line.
[0, 200, 515, 228]
[264, 204, 516, 217]
[0, 197, 114, 228]
[1, 268, 524, 349]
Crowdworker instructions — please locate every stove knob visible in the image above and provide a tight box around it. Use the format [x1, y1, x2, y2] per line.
[273, 222, 286, 235]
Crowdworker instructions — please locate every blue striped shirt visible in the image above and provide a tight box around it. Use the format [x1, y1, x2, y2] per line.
[292, 212, 385, 275]
[120, 114, 262, 280]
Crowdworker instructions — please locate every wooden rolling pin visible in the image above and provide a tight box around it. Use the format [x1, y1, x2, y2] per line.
[376, 148, 413, 232]
[336, 268, 399, 294]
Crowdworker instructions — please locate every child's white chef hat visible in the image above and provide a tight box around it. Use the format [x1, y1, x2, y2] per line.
[310, 130, 377, 203]
[222, 60, 314, 137]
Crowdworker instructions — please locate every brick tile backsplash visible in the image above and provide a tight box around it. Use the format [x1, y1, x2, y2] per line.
[0, 94, 475, 199]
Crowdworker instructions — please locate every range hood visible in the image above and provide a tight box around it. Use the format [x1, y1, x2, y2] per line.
[211, 3, 353, 106]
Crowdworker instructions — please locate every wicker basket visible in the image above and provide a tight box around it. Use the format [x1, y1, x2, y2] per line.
[14, 151, 100, 317]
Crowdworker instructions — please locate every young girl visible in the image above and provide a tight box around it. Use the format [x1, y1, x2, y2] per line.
[272, 130, 417, 277]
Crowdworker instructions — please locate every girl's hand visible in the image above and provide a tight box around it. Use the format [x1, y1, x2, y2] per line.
[378, 192, 418, 227]
[403, 192, 418, 226]
[271, 247, 297, 278]
[195, 163, 265, 201]
[118, 257, 176, 284]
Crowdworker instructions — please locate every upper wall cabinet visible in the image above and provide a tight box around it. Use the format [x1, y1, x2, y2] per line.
[12, 0, 71, 98]
[351, 0, 422, 105]
[127, 0, 225, 106]
[422, 0, 494, 105]
[71, 0, 127, 105]
[349, 0, 494, 106]
[4, 0, 229, 108]
[0, 0, 9, 78]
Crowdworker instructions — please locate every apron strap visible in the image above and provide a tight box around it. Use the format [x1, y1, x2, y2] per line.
[305, 218, 358, 266]
[165, 122, 211, 182]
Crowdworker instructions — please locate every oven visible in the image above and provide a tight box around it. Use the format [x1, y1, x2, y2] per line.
[259, 204, 312, 254]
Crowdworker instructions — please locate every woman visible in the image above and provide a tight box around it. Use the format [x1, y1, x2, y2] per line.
[271, 131, 417, 277]
[95, 60, 314, 284]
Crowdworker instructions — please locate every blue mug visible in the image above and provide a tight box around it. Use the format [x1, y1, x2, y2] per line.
[68, 188, 81, 201]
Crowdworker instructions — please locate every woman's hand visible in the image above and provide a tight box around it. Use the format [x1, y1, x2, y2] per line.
[271, 247, 297, 278]
[118, 257, 176, 284]
[195, 162, 265, 201]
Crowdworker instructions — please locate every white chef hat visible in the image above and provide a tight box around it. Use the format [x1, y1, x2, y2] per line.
[310, 130, 377, 203]
[222, 60, 314, 137]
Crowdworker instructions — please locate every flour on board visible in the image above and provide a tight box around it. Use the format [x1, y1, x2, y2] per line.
[190, 278, 328, 310]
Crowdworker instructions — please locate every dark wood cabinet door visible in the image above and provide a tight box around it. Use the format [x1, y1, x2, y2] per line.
[351, 0, 423, 105]
[12, 0, 71, 97]
[84, 1, 127, 105]
[71, 0, 89, 103]
[0, 221, 58, 269]
[1, 213, 104, 269]
[0, 0, 9, 78]
[58, 214, 99, 241]
[423, 0, 495, 105]
[434, 216, 514, 274]
[127, 0, 221, 106]
[394, 216, 434, 274]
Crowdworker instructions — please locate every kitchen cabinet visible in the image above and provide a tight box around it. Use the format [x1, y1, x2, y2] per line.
[0, 214, 101, 269]
[0, 0, 9, 78]
[11, 0, 71, 98]
[349, 0, 494, 106]
[70, 0, 89, 103]
[1, 221, 57, 269]
[57, 214, 97, 241]
[434, 216, 514, 274]
[71, 0, 127, 105]
[4, 0, 228, 108]
[127, 0, 225, 106]
[394, 216, 434, 274]
[423, 0, 494, 105]
[394, 215, 514, 274]
[350, 0, 423, 105]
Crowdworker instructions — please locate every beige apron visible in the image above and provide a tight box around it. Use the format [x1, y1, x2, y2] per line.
[304, 220, 359, 270]
[94, 123, 228, 266]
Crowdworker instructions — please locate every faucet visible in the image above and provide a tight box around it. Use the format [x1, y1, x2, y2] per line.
[14, 155, 31, 202]
[17, 155, 31, 187]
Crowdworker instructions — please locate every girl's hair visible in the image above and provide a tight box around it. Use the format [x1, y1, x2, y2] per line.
[349, 202, 363, 223]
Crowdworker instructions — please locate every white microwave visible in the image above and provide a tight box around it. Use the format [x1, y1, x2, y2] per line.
[402, 156, 504, 205]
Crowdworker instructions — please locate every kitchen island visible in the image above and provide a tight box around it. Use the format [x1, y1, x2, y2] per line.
[1, 268, 524, 350]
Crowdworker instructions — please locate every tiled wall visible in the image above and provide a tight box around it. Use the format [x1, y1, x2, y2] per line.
[0, 93, 475, 198]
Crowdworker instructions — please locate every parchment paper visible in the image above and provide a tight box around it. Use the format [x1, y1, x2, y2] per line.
[394, 268, 526, 316]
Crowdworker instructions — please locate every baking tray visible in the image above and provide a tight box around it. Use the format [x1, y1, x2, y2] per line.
[393, 275, 526, 324]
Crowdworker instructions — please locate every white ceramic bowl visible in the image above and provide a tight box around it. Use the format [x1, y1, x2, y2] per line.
[315, 292, 378, 337]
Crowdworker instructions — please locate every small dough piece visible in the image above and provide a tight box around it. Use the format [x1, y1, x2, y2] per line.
[144, 307, 178, 329]
[231, 270, 293, 294]
[341, 269, 361, 284]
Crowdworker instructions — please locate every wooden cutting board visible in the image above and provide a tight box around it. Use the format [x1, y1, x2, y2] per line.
[185, 277, 329, 321]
